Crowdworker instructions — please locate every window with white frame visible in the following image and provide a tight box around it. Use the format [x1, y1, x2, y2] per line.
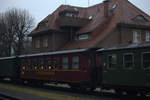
[62, 57, 69, 69]
[78, 34, 89, 40]
[123, 54, 134, 68]
[72, 56, 79, 69]
[133, 31, 140, 43]
[146, 31, 150, 42]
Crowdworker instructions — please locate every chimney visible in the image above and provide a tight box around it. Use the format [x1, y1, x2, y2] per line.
[103, 0, 109, 17]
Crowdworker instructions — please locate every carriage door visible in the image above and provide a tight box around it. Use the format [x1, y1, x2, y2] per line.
[88, 54, 96, 68]
[88, 54, 97, 86]
[89, 53, 102, 87]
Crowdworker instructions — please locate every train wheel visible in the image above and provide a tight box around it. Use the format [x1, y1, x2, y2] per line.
[115, 89, 123, 96]
[89, 86, 96, 91]
[139, 91, 146, 97]
[70, 84, 79, 90]
[126, 90, 137, 96]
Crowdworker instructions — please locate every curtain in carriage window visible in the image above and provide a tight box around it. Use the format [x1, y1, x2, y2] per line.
[62, 57, 68, 69]
[72, 56, 79, 69]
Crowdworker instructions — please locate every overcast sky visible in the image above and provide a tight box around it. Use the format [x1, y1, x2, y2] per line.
[1, 0, 150, 25]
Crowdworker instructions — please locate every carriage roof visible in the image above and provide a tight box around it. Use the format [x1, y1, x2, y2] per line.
[97, 42, 150, 52]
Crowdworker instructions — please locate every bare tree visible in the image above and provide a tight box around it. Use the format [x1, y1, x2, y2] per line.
[0, 13, 10, 56]
[0, 8, 34, 57]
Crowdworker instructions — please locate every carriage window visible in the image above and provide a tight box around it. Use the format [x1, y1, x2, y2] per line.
[39, 58, 44, 67]
[108, 54, 117, 69]
[53, 58, 59, 69]
[62, 57, 68, 69]
[88, 56, 95, 67]
[72, 56, 79, 69]
[26, 59, 30, 67]
[123, 54, 134, 68]
[45, 58, 51, 67]
[32, 58, 38, 67]
[142, 53, 150, 69]
[30, 59, 33, 67]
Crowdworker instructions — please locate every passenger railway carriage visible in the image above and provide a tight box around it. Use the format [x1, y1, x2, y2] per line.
[98, 42, 150, 94]
[0, 56, 20, 80]
[19, 48, 101, 89]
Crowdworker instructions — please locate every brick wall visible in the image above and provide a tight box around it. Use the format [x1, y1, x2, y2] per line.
[31, 32, 70, 53]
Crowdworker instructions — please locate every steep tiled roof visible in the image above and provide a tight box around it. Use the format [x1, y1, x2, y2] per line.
[30, 0, 150, 50]
[61, 0, 150, 50]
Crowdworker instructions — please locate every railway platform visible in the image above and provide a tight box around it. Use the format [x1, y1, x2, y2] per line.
[0, 83, 99, 100]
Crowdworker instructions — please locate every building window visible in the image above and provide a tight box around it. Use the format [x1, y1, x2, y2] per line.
[142, 53, 150, 69]
[79, 34, 88, 40]
[35, 39, 40, 48]
[135, 15, 147, 21]
[146, 31, 150, 42]
[133, 31, 140, 43]
[66, 13, 73, 17]
[107, 54, 117, 69]
[62, 57, 69, 69]
[42, 38, 48, 48]
[123, 54, 134, 69]
[72, 56, 79, 69]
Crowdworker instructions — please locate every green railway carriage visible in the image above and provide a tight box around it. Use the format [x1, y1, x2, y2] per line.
[98, 42, 150, 94]
[0, 56, 20, 80]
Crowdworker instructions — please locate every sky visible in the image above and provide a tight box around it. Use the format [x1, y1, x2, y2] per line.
[0, 0, 150, 25]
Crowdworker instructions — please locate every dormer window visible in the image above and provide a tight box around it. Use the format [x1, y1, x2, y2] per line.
[78, 34, 89, 40]
[59, 8, 79, 17]
[136, 15, 145, 20]
[134, 15, 148, 22]
[65, 13, 77, 17]
[88, 16, 93, 20]
[112, 4, 117, 10]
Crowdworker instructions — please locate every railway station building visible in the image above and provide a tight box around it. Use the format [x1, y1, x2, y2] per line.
[29, 0, 150, 53]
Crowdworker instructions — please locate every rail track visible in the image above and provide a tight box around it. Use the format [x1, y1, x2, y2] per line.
[0, 93, 20, 100]
[0, 80, 150, 100]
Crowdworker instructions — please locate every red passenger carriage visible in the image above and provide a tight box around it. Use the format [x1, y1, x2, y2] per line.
[19, 48, 101, 89]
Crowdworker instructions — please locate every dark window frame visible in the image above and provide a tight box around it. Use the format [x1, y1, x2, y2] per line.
[39, 58, 44, 68]
[53, 57, 60, 69]
[45, 58, 51, 68]
[123, 53, 134, 69]
[141, 52, 150, 69]
[107, 54, 117, 69]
